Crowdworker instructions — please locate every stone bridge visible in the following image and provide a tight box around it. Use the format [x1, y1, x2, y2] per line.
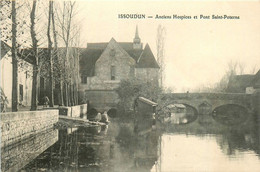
[162, 93, 254, 114]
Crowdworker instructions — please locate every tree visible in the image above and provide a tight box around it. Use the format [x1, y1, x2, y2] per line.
[30, 0, 39, 110]
[250, 65, 257, 74]
[238, 62, 245, 75]
[203, 60, 248, 92]
[116, 79, 163, 115]
[0, 1, 12, 44]
[1, 1, 37, 110]
[11, 0, 18, 112]
[51, 0, 62, 106]
[47, 0, 54, 107]
[156, 25, 166, 88]
[54, 1, 79, 106]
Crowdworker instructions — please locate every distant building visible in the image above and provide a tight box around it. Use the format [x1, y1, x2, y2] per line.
[0, 42, 33, 108]
[226, 70, 260, 94]
[79, 27, 160, 108]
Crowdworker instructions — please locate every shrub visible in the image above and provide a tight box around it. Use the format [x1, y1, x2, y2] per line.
[115, 79, 162, 115]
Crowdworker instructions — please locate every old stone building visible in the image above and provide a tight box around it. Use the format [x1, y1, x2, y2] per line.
[0, 42, 34, 108]
[79, 27, 160, 110]
[226, 69, 260, 94]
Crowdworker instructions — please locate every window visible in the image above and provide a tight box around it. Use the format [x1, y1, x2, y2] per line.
[19, 84, 23, 103]
[111, 66, 115, 80]
[109, 49, 116, 57]
[81, 75, 87, 84]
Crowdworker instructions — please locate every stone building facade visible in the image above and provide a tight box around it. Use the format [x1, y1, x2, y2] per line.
[0, 42, 33, 108]
[226, 70, 260, 94]
[79, 27, 160, 110]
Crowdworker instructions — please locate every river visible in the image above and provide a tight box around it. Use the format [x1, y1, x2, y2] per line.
[1, 111, 260, 172]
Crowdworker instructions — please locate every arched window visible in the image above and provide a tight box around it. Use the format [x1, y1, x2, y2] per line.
[111, 66, 115, 80]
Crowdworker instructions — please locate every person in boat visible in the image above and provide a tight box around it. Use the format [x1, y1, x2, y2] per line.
[100, 111, 109, 123]
[96, 112, 102, 121]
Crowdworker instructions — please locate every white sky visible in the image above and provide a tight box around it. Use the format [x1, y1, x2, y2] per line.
[76, 0, 260, 92]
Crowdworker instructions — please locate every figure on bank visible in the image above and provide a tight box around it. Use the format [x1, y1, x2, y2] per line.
[43, 96, 49, 108]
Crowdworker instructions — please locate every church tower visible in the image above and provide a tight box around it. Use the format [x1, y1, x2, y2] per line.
[133, 26, 143, 49]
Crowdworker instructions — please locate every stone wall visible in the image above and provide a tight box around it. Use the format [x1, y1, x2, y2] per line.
[0, 52, 33, 108]
[84, 90, 119, 112]
[58, 107, 72, 116]
[135, 68, 159, 86]
[167, 92, 252, 100]
[80, 104, 88, 115]
[71, 105, 81, 118]
[164, 92, 253, 113]
[1, 129, 58, 172]
[58, 104, 88, 117]
[79, 39, 135, 92]
[253, 91, 260, 124]
[1, 110, 58, 148]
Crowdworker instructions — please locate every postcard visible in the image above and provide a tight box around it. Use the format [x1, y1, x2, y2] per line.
[1, 0, 260, 171]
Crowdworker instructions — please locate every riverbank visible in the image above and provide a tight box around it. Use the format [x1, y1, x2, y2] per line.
[55, 116, 106, 129]
[1, 109, 58, 148]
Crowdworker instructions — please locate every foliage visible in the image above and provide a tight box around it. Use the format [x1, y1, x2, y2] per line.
[194, 60, 258, 93]
[115, 78, 163, 115]
[1, 0, 81, 108]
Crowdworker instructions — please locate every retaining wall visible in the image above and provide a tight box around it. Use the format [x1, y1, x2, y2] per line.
[58, 104, 88, 118]
[1, 129, 58, 172]
[1, 109, 59, 148]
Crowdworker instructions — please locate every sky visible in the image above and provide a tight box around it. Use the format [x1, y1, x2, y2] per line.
[75, 0, 260, 92]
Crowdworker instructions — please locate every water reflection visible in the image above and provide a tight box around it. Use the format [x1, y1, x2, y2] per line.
[156, 111, 260, 171]
[1, 129, 58, 172]
[152, 132, 260, 172]
[13, 111, 260, 172]
[213, 104, 249, 125]
[162, 104, 197, 124]
[21, 119, 160, 172]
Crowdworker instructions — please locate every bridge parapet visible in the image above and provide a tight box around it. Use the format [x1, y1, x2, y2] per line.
[163, 92, 253, 115]
[165, 93, 252, 100]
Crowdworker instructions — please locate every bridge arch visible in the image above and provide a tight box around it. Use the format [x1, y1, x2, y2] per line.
[212, 104, 249, 125]
[107, 108, 117, 118]
[87, 108, 98, 120]
[181, 103, 199, 116]
[165, 100, 199, 114]
[212, 103, 250, 114]
[163, 102, 199, 124]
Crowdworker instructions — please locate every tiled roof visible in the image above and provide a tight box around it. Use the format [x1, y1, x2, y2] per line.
[19, 47, 80, 65]
[87, 43, 108, 49]
[0, 41, 11, 59]
[135, 44, 160, 68]
[80, 49, 104, 76]
[226, 74, 255, 93]
[80, 40, 159, 76]
[251, 69, 260, 88]
[0, 42, 35, 64]
[86, 42, 143, 61]
[226, 69, 260, 92]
